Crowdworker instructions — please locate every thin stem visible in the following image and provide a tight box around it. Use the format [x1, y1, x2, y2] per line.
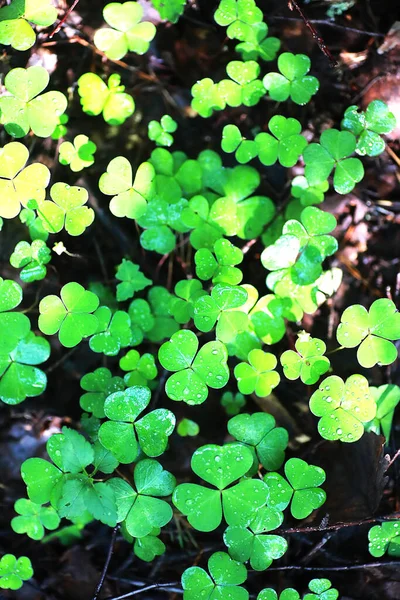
[105, 582, 182, 600]
[266, 560, 400, 572]
[388, 448, 400, 469]
[325, 345, 345, 356]
[279, 513, 400, 535]
[269, 16, 384, 37]
[50, 0, 80, 38]
[92, 525, 120, 600]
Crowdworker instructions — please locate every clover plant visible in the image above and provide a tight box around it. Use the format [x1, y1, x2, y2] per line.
[366, 384, 400, 441]
[151, 0, 186, 23]
[257, 589, 300, 600]
[234, 349, 280, 397]
[177, 418, 200, 437]
[10, 240, 51, 283]
[11, 498, 60, 540]
[78, 73, 135, 125]
[89, 307, 132, 356]
[148, 115, 178, 147]
[281, 333, 330, 385]
[119, 349, 158, 387]
[341, 100, 396, 156]
[37, 183, 95, 236]
[182, 551, 248, 600]
[263, 53, 319, 105]
[221, 391, 246, 415]
[0, 0, 57, 51]
[59, 135, 97, 172]
[80, 367, 125, 418]
[304, 579, 339, 600]
[0, 554, 33, 590]
[236, 22, 280, 62]
[368, 522, 400, 557]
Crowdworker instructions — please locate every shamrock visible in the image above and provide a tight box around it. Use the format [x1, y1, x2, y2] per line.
[99, 157, 155, 219]
[134, 530, 166, 561]
[115, 259, 152, 302]
[159, 330, 229, 405]
[366, 384, 400, 441]
[38, 282, 100, 348]
[107, 459, 175, 537]
[193, 284, 248, 343]
[177, 418, 200, 437]
[0, 279, 31, 353]
[236, 22, 280, 62]
[169, 279, 205, 324]
[221, 61, 265, 107]
[137, 195, 189, 254]
[10, 240, 51, 283]
[0, 331, 50, 405]
[191, 78, 226, 118]
[80, 367, 125, 418]
[224, 506, 287, 570]
[234, 349, 280, 397]
[0, 554, 33, 591]
[303, 129, 364, 194]
[341, 100, 396, 156]
[181, 195, 224, 250]
[249, 294, 303, 345]
[310, 374, 376, 443]
[173, 443, 268, 532]
[214, 0, 263, 40]
[98, 385, 175, 463]
[78, 73, 135, 125]
[368, 522, 400, 557]
[94, 1, 156, 60]
[228, 413, 288, 471]
[263, 53, 319, 105]
[0, 0, 57, 51]
[221, 391, 246, 416]
[51, 114, 69, 140]
[255, 115, 308, 168]
[182, 551, 248, 600]
[280, 333, 330, 385]
[89, 307, 132, 356]
[304, 579, 339, 600]
[148, 115, 178, 147]
[258, 589, 300, 600]
[38, 183, 94, 236]
[151, 0, 186, 23]
[221, 125, 258, 164]
[19, 206, 49, 242]
[264, 458, 326, 519]
[128, 298, 155, 345]
[59, 135, 97, 172]
[0, 66, 67, 138]
[336, 298, 400, 368]
[11, 498, 60, 540]
[0, 141, 50, 219]
[120, 350, 158, 387]
[291, 176, 329, 207]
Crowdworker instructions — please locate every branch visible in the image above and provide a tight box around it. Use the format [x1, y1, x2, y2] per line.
[279, 513, 400, 535]
[105, 582, 182, 600]
[266, 560, 400, 572]
[50, 0, 80, 38]
[92, 525, 120, 600]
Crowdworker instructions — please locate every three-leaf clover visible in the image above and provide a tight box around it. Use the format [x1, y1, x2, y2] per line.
[234, 349, 280, 397]
[0, 0, 57, 51]
[148, 115, 178, 147]
[133, 529, 166, 561]
[281, 333, 330, 385]
[264, 458, 326, 519]
[120, 350, 158, 387]
[366, 384, 400, 441]
[336, 298, 400, 368]
[368, 522, 400, 557]
[0, 66, 67, 138]
[263, 53, 319, 105]
[309, 374, 376, 443]
[59, 135, 97, 172]
[182, 551, 248, 600]
[249, 293, 302, 346]
[221, 61, 265, 107]
[11, 498, 60, 540]
[341, 100, 396, 156]
[107, 459, 175, 537]
[257, 589, 300, 600]
[228, 413, 288, 471]
[10, 240, 51, 283]
[193, 284, 248, 343]
[94, 1, 156, 60]
[38, 282, 100, 347]
[291, 176, 329, 207]
[169, 279, 205, 324]
[115, 259, 152, 301]
[78, 73, 135, 125]
[255, 115, 307, 168]
[214, 0, 263, 40]
[89, 307, 132, 356]
[221, 391, 246, 416]
[173, 443, 268, 531]
[0, 554, 33, 590]
[303, 129, 364, 194]
[191, 78, 226, 118]
[98, 385, 175, 463]
[236, 22, 280, 62]
[0, 141, 50, 219]
[177, 418, 200, 437]
[80, 367, 125, 418]
[159, 330, 229, 405]
[38, 183, 95, 236]
[223, 506, 287, 570]
[304, 579, 339, 600]
[221, 125, 258, 164]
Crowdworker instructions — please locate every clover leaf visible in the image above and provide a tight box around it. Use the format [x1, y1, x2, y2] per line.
[134, 530, 166, 561]
[177, 418, 200, 437]
[148, 115, 178, 147]
[291, 176, 329, 207]
[0, 279, 31, 353]
[11, 498, 60, 540]
[128, 298, 155, 344]
[236, 22, 280, 62]
[249, 293, 302, 345]
[78, 72, 135, 125]
[304, 579, 339, 600]
[0, 554, 33, 591]
[0, 141, 50, 219]
[0, 66, 67, 138]
[228, 413, 288, 471]
[182, 551, 248, 600]
[80, 367, 125, 418]
[147, 286, 179, 342]
[59, 135, 97, 172]
[264, 458, 326, 519]
[115, 259, 152, 302]
[263, 53, 319, 105]
[310, 374, 376, 443]
[10, 240, 51, 283]
[281, 333, 330, 385]
[341, 100, 396, 156]
[181, 195, 224, 249]
[94, 1, 156, 60]
[38, 282, 100, 347]
[193, 284, 248, 343]
[89, 307, 132, 356]
[173, 443, 268, 531]
[98, 385, 175, 463]
[221, 61, 265, 107]
[38, 183, 94, 236]
[107, 459, 175, 537]
[336, 298, 400, 368]
[224, 506, 287, 570]
[159, 330, 229, 404]
[221, 125, 258, 164]
[258, 589, 300, 600]
[120, 349, 158, 386]
[214, 0, 263, 40]
[0, 331, 50, 405]
[368, 522, 400, 558]
[51, 113, 69, 140]
[0, 0, 57, 51]
[151, 0, 186, 23]
[304, 129, 364, 194]
[366, 384, 400, 441]
[99, 157, 155, 219]
[169, 279, 205, 324]
[255, 115, 307, 168]
[234, 349, 280, 397]
[191, 78, 226, 118]
[221, 391, 246, 416]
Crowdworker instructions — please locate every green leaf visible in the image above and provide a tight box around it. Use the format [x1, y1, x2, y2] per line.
[78, 72, 135, 125]
[215, 0, 263, 41]
[47, 427, 94, 474]
[177, 418, 200, 437]
[11, 498, 60, 540]
[148, 115, 178, 147]
[368, 522, 400, 558]
[221, 391, 246, 416]
[0, 554, 34, 590]
[59, 135, 97, 172]
[234, 349, 280, 397]
[366, 384, 400, 441]
[80, 367, 125, 418]
[10, 240, 51, 283]
[89, 307, 132, 356]
[21, 457, 62, 504]
[291, 176, 329, 207]
[304, 578, 339, 600]
[151, 0, 186, 23]
[263, 53, 319, 105]
[182, 551, 248, 600]
[39, 183, 94, 236]
[236, 22, 280, 62]
[258, 589, 300, 600]
[341, 100, 396, 156]
[255, 115, 307, 168]
[281, 333, 330, 385]
[134, 532, 166, 561]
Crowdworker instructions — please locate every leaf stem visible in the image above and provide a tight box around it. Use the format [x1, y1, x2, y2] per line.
[92, 524, 120, 600]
